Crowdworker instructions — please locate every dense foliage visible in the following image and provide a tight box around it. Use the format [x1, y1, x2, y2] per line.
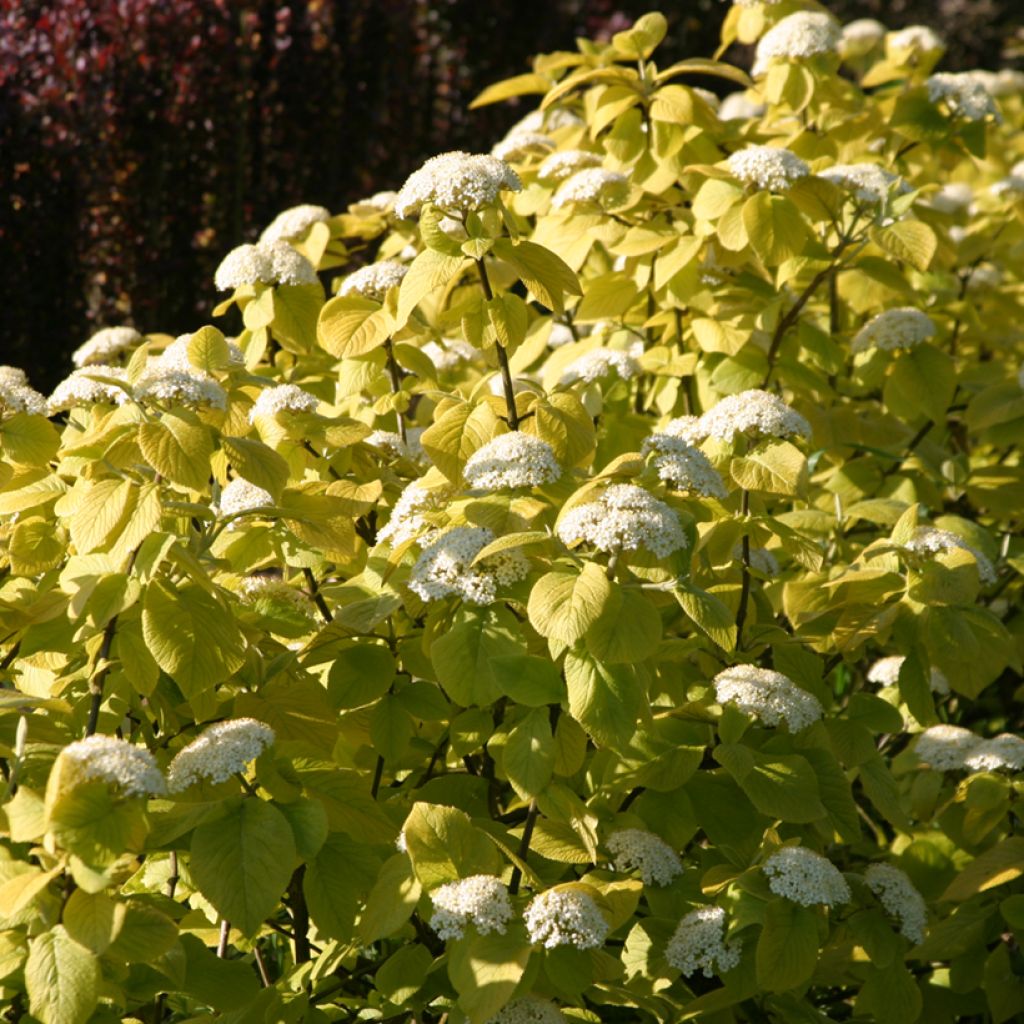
[2, 3, 1024, 1022]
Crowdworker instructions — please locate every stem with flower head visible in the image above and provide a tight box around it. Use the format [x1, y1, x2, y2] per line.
[474, 257, 520, 430]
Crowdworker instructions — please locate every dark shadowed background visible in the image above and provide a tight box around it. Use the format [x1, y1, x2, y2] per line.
[2, 0, 1021, 388]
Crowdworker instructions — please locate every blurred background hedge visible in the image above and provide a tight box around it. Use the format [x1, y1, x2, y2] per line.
[2, 0, 1022, 388]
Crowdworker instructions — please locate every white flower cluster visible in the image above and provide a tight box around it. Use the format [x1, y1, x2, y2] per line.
[559, 347, 640, 385]
[464, 433, 561, 490]
[551, 168, 629, 209]
[60, 735, 166, 798]
[72, 325, 143, 368]
[249, 383, 320, 422]
[504, 108, 583, 139]
[840, 18, 886, 48]
[133, 366, 227, 410]
[350, 190, 397, 216]
[927, 72, 999, 122]
[214, 240, 318, 290]
[665, 906, 742, 978]
[339, 260, 409, 301]
[157, 333, 244, 373]
[763, 847, 851, 907]
[523, 889, 609, 950]
[408, 526, 530, 604]
[662, 415, 705, 444]
[377, 480, 450, 547]
[718, 92, 765, 121]
[166, 718, 276, 792]
[217, 478, 275, 520]
[888, 25, 943, 55]
[395, 151, 522, 219]
[726, 146, 809, 192]
[538, 149, 603, 182]
[752, 12, 840, 76]
[642, 434, 728, 498]
[492, 132, 554, 163]
[819, 163, 908, 205]
[733, 0, 781, 7]
[238, 576, 316, 619]
[927, 182, 974, 213]
[429, 875, 513, 940]
[713, 665, 823, 732]
[47, 366, 129, 414]
[867, 655, 950, 694]
[607, 829, 683, 886]
[903, 526, 996, 585]
[734, 545, 781, 577]
[851, 307, 936, 354]
[557, 484, 687, 559]
[697, 389, 811, 443]
[259, 204, 331, 244]
[864, 864, 927, 944]
[422, 337, 477, 371]
[0, 376, 48, 418]
[916, 725, 1024, 772]
[488, 998, 565, 1024]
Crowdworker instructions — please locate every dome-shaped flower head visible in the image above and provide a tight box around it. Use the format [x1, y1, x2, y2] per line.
[713, 665, 823, 732]
[537, 149, 603, 183]
[488, 998, 565, 1024]
[818, 163, 909, 205]
[718, 92, 765, 121]
[559, 347, 640, 385]
[238, 575, 317, 621]
[927, 72, 1000, 122]
[422, 337, 477, 371]
[48, 366, 130, 414]
[377, 479, 452, 547]
[72, 326, 143, 368]
[408, 526, 530, 605]
[214, 241, 317, 290]
[523, 888, 609, 950]
[217, 478, 275, 520]
[752, 12, 840, 76]
[607, 829, 683, 886]
[864, 864, 928, 944]
[866, 655, 949, 694]
[726, 146, 809, 192]
[551, 168, 630, 209]
[339, 260, 409, 302]
[665, 906, 742, 978]
[641, 434, 728, 498]
[903, 526, 996, 585]
[259, 204, 331, 244]
[927, 182, 974, 213]
[59, 735, 167, 798]
[249, 383, 320, 422]
[157, 333, 244, 373]
[839, 18, 886, 55]
[962, 733, 1024, 772]
[133, 366, 227, 410]
[492, 132, 554, 163]
[166, 718, 275, 792]
[915, 724, 980, 770]
[887, 25, 944, 58]
[464, 432, 561, 490]
[851, 308, 936, 354]
[762, 847, 851, 906]
[429, 875, 513, 940]
[557, 484, 687, 559]
[0, 374, 48, 418]
[697, 389, 811, 443]
[395, 151, 521, 219]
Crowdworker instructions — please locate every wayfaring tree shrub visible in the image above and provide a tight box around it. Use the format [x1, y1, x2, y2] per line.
[1, 3, 1024, 1022]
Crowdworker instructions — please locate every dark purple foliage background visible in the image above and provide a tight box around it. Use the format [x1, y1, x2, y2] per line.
[1, 0, 1020, 389]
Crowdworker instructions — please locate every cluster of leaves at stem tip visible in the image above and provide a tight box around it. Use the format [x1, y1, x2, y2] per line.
[2, 4, 1024, 1023]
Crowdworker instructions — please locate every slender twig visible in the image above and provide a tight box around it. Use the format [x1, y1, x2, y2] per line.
[288, 866, 312, 965]
[253, 943, 271, 987]
[508, 799, 539, 896]
[166, 851, 179, 900]
[382, 338, 407, 443]
[302, 567, 332, 624]
[474, 257, 519, 429]
[217, 919, 231, 958]
[370, 754, 385, 799]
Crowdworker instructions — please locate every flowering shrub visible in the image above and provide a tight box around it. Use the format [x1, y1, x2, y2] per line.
[1, 6, 1024, 1023]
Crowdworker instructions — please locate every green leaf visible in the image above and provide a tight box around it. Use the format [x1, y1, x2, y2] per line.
[489, 654, 565, 706]
[585, 585, 663, 663]
[67, 478, 135, 555]
[674, 582, 737, 650]
[180, 933, 260, 1011]
[612, 12, 667, 57]
[220, 436, 290, 498]
[755, 899, 819, 993]
[359, 854, 422, 943]
[493, 238, 581, 314]
[403, 802, 501, 890]
[272, 282, 323, 352]
[854, 961, 923, 1024]
[448, 930, 533, 1024]
[142, 579, 246, 697]
[984, 943, 1024, 1024]
[873, 220, 937, 272]
[304, 833, 381, 941]
[187, 325, 230, 371]
[730, 440, 808, 497]
[327, 642, 396, 708]
[921, 605, 1015, 699]
[396, 249, 467, 327]
[1, 413, 60, 466]
[713, 745, 826, 823]
[941, 837, 1024, 902]
[317, 295, 391, 357]
[431, 605, 526, 707]
[527, 563, 613, 644]
[470, 72, 551, 108]
[190, 799, 297, 936]
[45, 776, 148, 869]
[883, 344, 955, 425]
[105, 902, 178, 962]
[503, 707, 555, 799]
[575, 272, 639, 322]
[376, 944, 435, 1005]
[138, 409, 214, 491]
[563, 648, 642, 749]
[742, 193, 810, 266]
[62, 891, 118, 955]
[421, 400, 499, 482]
[25, 926, 99, 1024]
